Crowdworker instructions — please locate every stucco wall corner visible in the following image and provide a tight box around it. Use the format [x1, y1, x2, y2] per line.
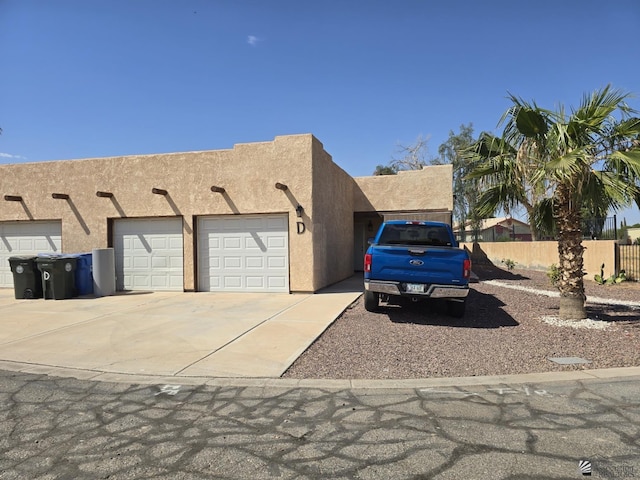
[353, 164, 453, 212]
[310, 139, 354, 291]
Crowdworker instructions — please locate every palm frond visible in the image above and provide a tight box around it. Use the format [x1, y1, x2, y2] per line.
[531, 198, 556, 238]
[515, 107, 549, 138]
[588, 170, 640, 210]
[613, 117, 640, 137]
[606, 149, 640, 178]
[573, 85, 629, 124]
[475, 184, 523, 218]
[544, 148, 590, 182]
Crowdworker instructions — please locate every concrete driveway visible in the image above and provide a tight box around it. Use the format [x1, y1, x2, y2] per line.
[0, 276, 362, 379]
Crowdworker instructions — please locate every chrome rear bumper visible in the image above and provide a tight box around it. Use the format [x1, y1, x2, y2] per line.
[364, 280, 469, 299]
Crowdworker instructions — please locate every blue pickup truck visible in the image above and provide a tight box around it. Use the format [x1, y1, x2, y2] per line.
[363, 220, 471, 317]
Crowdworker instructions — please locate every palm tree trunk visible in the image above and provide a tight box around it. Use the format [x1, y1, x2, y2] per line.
[555, 183, 587, 320]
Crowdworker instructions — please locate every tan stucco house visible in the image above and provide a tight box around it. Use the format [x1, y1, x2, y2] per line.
[0, 134, 453, 293]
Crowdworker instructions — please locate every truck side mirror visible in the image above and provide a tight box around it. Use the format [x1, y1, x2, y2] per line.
[367, 237, 375, 245]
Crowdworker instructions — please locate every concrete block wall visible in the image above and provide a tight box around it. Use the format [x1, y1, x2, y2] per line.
[461, 240, 618, 281]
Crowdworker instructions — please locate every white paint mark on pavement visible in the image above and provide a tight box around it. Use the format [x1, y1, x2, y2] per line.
[156, 385, 181, 396]
[420, 387, 550, 397]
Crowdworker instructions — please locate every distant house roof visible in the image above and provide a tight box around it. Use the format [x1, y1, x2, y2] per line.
[453, 217, 530, 233]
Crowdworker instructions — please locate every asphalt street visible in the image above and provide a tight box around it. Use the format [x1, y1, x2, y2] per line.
[1, 370, 638, 479]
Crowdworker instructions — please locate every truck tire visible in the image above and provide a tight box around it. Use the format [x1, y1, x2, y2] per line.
[364, 291, 379, 312]
[447, 300, 466, 318]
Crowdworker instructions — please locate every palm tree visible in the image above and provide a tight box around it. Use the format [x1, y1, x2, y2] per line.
[470, 86, 640, 320]
[469, 131, 552, 240]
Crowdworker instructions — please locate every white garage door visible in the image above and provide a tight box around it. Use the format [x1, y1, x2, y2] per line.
[114, 217, 184, 291]
[198, 214, 289, 292]
[0, 221, 62, 288]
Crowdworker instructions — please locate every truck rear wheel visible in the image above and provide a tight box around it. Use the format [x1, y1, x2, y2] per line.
[447, 300, 466, 318]
[364, 290, 379, 312]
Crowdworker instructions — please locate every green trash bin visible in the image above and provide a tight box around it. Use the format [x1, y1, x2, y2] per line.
[36, 256, 77, 300]
[8, 256, 43, 299]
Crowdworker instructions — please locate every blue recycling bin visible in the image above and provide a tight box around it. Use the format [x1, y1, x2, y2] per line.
[69, 253, 93, 295]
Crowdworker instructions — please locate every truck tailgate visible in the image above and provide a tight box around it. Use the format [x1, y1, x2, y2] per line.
[368, 245, 468, 285]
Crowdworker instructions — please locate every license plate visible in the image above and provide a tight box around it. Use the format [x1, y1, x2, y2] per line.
[406, 283, 425, 293]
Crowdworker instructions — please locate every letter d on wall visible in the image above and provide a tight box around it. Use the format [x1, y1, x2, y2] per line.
[297, 221, 306, 234]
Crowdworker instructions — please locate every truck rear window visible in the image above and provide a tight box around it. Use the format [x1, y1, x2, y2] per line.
[378, 224, 452, 246]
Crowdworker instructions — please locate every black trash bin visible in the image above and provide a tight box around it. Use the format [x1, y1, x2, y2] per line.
[36, 256, 77, 300]
[8, 256, 43, 299]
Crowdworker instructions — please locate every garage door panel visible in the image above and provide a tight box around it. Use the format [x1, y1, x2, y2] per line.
[246, 277, 264, 288]
[33, 238, 55, 251]
[266, 217, 286, 228]
[242, 218, 261, 228]
[245, 237, 262, 249]
[224, 276, 242, 288]
[268, 277, 287, 288]
[0, 221, 63, 288]
[133, 257, 149, 268]
[267, 236, 286, 248]
[114, 218, 183, 291]
[198, 214, 289, 292]
[224, 257, 241, 269]
[132, 274, 148, 286]
[246, 257, 264, 269]
[150, 237, 167, 249]
[151, 275, 171, 289]
[17, 239, 31, 249]
[223, 237, 242, 249]
[268, 256, 286, 268]
[151, 257, 168, 268]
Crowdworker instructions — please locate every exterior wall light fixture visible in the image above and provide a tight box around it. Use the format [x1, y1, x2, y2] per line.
[52, 193, 69, 200]
[275, 182, 288, 191]
[4, 195, 23, 202]
[210, 186, 226, 194]
[96, 191, 114, 198]
[152, 188, 168, 196]
[296, 204, 304, 217]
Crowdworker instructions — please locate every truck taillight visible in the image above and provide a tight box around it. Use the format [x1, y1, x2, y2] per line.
[364, 253, 372, 272]
[463, 259, 471, 279]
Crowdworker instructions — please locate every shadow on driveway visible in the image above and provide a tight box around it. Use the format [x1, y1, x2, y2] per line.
[473, 264, 531, 281]
[382, 289, 519, 328]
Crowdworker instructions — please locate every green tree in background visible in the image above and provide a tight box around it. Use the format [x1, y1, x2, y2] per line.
[469, 86, 640, 320]
[437, 124, 479, 240]
[372, 164, 398, 175]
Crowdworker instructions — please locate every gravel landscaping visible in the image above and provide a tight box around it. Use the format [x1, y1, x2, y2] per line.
[283, 266, 640, 379]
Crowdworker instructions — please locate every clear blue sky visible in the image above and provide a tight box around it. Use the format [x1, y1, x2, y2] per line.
[2, 0, 640, 224]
